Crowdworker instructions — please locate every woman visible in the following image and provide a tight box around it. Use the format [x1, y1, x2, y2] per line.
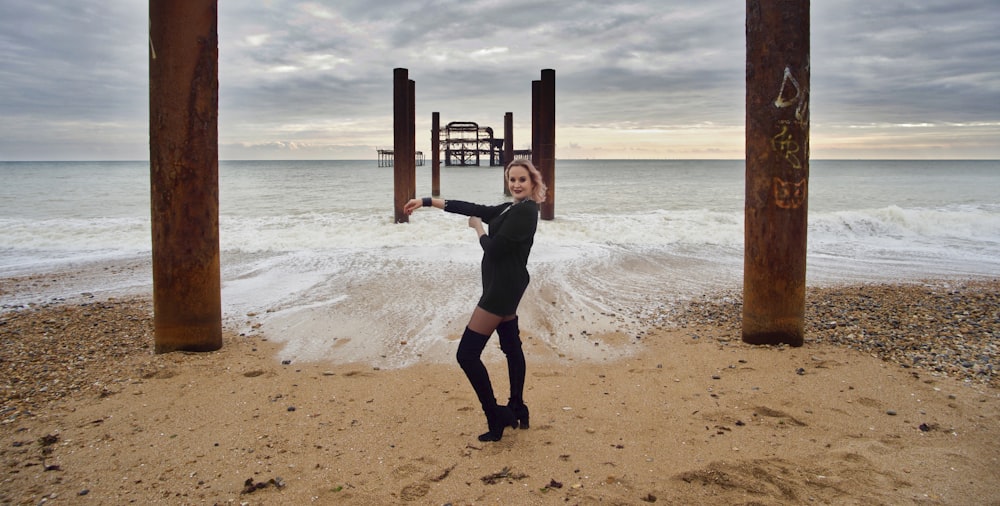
[404, 159, 546, 442]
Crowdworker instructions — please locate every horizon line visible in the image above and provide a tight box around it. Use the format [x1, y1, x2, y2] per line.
[3, 157, 1000, 163]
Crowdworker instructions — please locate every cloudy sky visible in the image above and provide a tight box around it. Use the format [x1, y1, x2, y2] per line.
[1, 0, 998, 161]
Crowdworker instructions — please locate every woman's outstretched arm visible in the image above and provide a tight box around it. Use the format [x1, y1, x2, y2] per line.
[403, 197, 444, 215]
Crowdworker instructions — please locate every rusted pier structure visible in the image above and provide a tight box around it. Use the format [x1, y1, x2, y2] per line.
[392, 70, 550, 222]
[393, 68, 416, 223]
[431, 112, 441, 196]
[534, 69, 556, 221]
[377, 148, 423, 168]
[439, 121, 529, 167]
[743, 0, 810, 347]
[149, 0, 222, 353]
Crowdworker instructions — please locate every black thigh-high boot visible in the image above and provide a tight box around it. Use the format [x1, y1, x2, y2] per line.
[457, 327, 514, 442]
[497, 318, 529, 429]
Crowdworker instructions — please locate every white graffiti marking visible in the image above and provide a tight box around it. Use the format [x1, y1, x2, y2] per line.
[774, 66, 808, 123]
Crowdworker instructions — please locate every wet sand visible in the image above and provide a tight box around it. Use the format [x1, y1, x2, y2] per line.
[1, 278, 998, 504]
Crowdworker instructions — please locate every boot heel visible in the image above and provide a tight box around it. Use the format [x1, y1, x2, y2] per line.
[511, 403, 530, 429]
[478, 405, 515, 442]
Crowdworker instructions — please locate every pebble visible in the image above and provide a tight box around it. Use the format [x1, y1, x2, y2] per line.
[654, 279, 999, 389]
[0, 298, 154, 419]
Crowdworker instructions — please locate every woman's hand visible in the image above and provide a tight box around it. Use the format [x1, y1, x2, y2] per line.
[468, 216, 485, 236]
[403, 198, 422, 215]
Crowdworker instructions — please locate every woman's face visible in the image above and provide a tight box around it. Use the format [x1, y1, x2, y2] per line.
[507, 165, 534, 202]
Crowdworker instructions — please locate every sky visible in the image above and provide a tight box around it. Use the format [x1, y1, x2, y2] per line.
[1, 0, 998, 161]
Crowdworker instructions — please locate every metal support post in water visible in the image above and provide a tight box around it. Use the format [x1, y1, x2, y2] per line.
[531, 80, 540, 171]
[408, 79, 416, 200]
[149, 0, 222, 353]
[503, 112, 513, 196]
[743, 0, 810, 347]
[538, 69, 556, 220]
[432, 112, 441, 196]
[393, 68, 409, 223]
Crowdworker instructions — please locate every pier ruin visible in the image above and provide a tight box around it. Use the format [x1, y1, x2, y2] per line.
[440, 121, 531, 167]
[377, 148, 424, 168]
[376, 120, 529, 168]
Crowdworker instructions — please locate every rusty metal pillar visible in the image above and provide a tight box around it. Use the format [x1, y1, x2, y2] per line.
[531, 80, 540, 170]
[149, 0, 222, 353]
[538, 69, 556, 220]
[743, 0, 810, 347]
[408, 79, 416, 200]
[432, 112, 441, 196]
[503, 112, 513, 196]
[393, 68, 409, 223]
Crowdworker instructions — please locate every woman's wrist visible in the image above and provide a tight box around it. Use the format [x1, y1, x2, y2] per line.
[422, 197, 432, 207]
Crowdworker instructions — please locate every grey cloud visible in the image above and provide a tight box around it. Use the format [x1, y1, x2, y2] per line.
[1, 2, 146, 121]
[813, 0, 1000, 124]
[1, 0, 998, 160]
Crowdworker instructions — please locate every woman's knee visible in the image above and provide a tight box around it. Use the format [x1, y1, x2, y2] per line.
[457, 328, 488, 366]
[498, 334, 522, 356]
[468, 306, 503, 335]
[456, 342, 477, 366]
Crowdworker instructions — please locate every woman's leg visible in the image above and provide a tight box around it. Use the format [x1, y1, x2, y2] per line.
[457, 307, 514, 441]
[466, 306, 504, 336]
[457, 307, 503, 409]
[497, 315, 528, 428]
[497, 316, 525, 405]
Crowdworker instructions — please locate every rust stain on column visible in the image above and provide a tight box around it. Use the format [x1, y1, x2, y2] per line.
[432, 111, 441, 196]
[538, 69, 556, 220]
[393, 68, 409, 223]
[149, 0, 222, 353]
[743, 0, 810, 347]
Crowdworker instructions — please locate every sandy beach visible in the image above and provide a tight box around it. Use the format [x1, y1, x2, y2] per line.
[2, 278, 998, 505]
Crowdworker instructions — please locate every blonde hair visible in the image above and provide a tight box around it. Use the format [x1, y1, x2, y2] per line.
[505, 159, 547, 203]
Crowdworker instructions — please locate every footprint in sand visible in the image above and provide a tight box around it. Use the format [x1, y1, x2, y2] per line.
[755, 406, 808, 426]
[399, 482, 430, 501]
[855, 397, 882, 409]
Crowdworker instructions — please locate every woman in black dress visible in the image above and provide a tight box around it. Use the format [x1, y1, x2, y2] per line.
[404, 159, 546, 442]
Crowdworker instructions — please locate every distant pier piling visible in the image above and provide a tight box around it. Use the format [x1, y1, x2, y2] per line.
[148, 0, 222, 353]
[743, 0, 810, 347]
[432, 112, 441, 196]
[408, 78, 416, 201]
[393, 68, 413, 223]
[531, 80, 540, 171]
[503, 112, 513, 196]
[536, 69, 556, 220]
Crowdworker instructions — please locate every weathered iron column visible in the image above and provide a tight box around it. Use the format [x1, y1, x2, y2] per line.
[538, 69, 556, 220]
[432, 112, 441, 196]
[743, 0, 810, 347]
[149, 0, 222, 353]
[393, 68, 409, 223]
[503, 112, 513, 196]
[531, 80, 540, 170]
[408, 79, 416, 200]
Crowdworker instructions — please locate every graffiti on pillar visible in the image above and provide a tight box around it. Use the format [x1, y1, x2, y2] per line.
[772, 177, 806, 209]
[771, 124, 802, 170]
[774, 66, 808, 124]
[770, 65, 809, 210]
[771, 66, 809, 171]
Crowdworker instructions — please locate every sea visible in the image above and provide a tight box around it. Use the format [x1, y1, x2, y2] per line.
[1, 159, 998, 366]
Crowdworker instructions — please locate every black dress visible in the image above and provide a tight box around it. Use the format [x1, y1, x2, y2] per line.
[444, 199, 539, 316]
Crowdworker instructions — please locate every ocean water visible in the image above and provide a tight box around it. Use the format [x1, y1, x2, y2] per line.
[1, 159, 998, 366]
